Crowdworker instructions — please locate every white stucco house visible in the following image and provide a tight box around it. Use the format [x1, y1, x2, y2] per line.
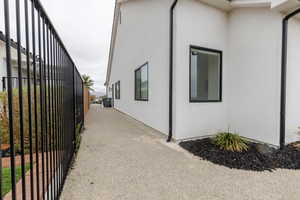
[105, 0, 300, 147]
[0, 31, 34, 91]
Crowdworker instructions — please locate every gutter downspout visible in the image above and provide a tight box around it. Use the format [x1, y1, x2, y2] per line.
[280, 8, 300, 149]
[167, 0, 178, 142]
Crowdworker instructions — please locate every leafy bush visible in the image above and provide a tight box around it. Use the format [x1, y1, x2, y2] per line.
[213, 132, 249, 152]
[0, 87, 42, 154]
[0, 86, 81, 155]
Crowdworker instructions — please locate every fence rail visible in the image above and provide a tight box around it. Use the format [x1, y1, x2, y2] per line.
[0, 0, 84, 200]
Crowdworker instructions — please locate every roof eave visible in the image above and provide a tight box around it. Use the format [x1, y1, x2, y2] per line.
[271, 0, 300, 15]
[105, 0, 119, 86]
[105, 0, 300, 86]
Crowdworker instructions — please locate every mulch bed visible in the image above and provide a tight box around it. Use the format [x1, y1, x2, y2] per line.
[179, 138, 300, 171]
[273, 143, 300, 170]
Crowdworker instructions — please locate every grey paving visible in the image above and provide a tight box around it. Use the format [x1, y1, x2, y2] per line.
[60, 105, 300, 200]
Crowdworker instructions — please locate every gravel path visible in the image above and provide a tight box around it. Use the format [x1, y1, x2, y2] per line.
[60, 105, 300, 200]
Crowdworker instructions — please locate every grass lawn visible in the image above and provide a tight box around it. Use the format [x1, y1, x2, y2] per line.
[1, 164, 30, 197]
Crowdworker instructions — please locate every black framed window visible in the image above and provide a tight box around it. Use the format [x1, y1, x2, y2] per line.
[115, 81, 120, 99]
[135, 62, 148, 101]
[190, 45, 222, 102]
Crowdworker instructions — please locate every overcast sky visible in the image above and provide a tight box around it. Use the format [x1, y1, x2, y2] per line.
[40, 0, 115, 93]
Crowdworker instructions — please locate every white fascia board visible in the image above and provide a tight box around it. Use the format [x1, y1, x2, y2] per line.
[271, 0, 300, 12]
[117, 0, 129, 3]
[197, 0, 232, 11]
[231, 0, 272, 8]
[105, 1, 120, 86]
[271, 0, 289, 8]
[271, 0, 300, 20]
[199, 0, 273, 11]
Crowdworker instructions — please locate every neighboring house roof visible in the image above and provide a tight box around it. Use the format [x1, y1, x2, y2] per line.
[0, 30, 41, 65]
[104, 0, 300, 86]
[0, 31, 28, 55]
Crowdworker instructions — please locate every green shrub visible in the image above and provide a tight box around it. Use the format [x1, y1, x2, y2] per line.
[0, 87, 45, 153]
[213, 132, 249, 152]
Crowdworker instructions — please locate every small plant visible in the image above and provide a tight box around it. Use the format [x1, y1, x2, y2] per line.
[213, 132, 249, 152]
[74, 123, 83, 153]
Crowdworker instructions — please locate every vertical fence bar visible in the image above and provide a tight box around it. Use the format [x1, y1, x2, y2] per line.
[58, 45, 63, 198]
[24, 0, 35, 199]
[16, 0, 27, 198]
[53, 33, 57, 200]
[54, 39, 59, 198]
[3, 0, 17, 199]
[52, 34, 58, 199]
[43, 17, 50, 200]
[57, 40, 61, 198]
[49, 29, 54, 200]
[57, 44, 61, 198]
[31, 1, 41, 199]
[51, 34, 55, 198]
[54, 35, 58, 199]
[38, 9, 46, 199]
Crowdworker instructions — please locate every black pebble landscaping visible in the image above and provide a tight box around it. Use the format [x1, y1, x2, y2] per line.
[179, 138, 300, 171]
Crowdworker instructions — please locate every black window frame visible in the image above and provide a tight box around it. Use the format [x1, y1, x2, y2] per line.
[115, 80, 120, 99]
[189, 45, 223, 103]
[134, 62, 149, 101]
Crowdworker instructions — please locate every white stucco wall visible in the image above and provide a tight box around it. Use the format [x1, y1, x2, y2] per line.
[108, 0, 300, 146]
[174, 0, 229, 140]
[286, 18, 300, 143]
[0, 40, 31, 91]
[228, 8, 282, 145]
[0, 41, 6, 90]
[109, 0, 173, 135]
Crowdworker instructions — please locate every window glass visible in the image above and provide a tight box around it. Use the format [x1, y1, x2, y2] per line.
[135, 70, 141, 100]
[190, 47, 221, 102]
[135, 63, 148, 101]
[115, 81, 120, 99]
[141, 64, 148, 99]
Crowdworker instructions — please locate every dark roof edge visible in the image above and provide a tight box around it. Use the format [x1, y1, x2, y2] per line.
[0, 30, 32, 56]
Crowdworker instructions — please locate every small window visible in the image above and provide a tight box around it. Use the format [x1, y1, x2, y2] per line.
[135, 62, 148, 101]
[115, 81, 120, 99]
[190, 46, 222, 102]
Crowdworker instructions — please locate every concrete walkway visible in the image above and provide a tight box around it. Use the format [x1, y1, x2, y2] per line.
[60, 105, 300, 200]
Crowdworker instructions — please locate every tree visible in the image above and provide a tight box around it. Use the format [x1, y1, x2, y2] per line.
[82, 74, 94, 91]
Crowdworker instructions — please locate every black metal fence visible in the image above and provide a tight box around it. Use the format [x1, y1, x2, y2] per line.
[0, 0, 84, 199]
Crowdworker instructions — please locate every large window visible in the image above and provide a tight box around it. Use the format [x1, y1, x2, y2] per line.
[135, 62, 148, 101]
[190, 46, 222, 102]
[115, 81, 120, 99]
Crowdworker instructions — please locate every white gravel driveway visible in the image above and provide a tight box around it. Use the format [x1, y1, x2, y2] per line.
[60, 105, 300, 200]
